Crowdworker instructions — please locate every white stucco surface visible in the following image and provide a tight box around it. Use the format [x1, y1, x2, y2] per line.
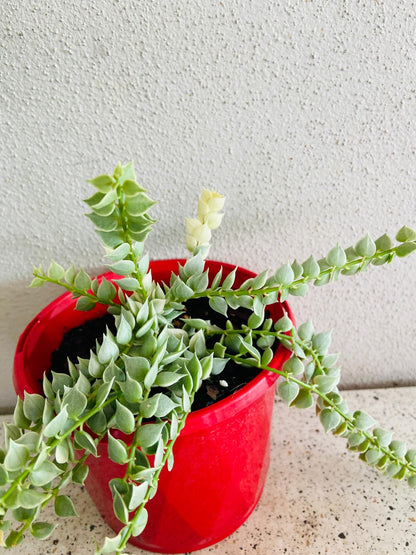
[1, 1, 415, 407]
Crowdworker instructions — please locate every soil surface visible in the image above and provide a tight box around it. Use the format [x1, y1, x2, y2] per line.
[50, 299, 276, 411]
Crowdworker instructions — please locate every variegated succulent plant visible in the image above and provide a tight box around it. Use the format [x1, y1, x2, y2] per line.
[0, 162, 415, 553]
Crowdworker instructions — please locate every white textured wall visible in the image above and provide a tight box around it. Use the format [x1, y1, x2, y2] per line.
[1, 1, 416, 407]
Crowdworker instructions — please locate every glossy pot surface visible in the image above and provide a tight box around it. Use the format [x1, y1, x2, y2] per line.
[13, 259, 294, 553]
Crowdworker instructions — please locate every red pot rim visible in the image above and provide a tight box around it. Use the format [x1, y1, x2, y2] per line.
[14, 259, 295, 437]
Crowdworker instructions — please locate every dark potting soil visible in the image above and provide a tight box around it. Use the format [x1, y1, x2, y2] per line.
[49, 298, 276, 411]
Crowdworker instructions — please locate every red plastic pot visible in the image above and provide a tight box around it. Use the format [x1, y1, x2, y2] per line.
[13, 259, 294, 553]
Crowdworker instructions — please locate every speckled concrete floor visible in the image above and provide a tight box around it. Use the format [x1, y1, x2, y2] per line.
[1, 387, 415, 555]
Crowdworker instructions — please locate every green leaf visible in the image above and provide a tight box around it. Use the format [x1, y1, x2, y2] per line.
[247, 312, 264, 329]
[18, 489, 49, 509]
[113, 489, 129, 524]
[114, 401, 135, 434]
[326, 244, 346, 267]
[137, 422, 165, 449]
[54, 494, 78, 517]
[355, 233, 376, 257]
[116, 314, 133, 345]
[311, 331, 332, 354]
[76, 297, 97, 311]
[389, 440, 407, 458]
[43, 406, 69, 438]
[252, 269, 269, 289]
[47, 260, 65, 280]
[405, 449, 416, 464]
[373, 428, 393, 447]
[105, 243, 131, 262]
[128, 482, 148, 511]
[55, 439, 70, 464]
[140, 395, 160, 419]
[125, 193, 157, 217]
[314, 273, 331, 286]
[385, 462, 401, 478]
[261, 347, 274, 367]
[221, 267, 237, 289]
[282, 356, 304, 376]
[11, 507, 36, 522]
[348, 432, 366, 448]
[321, 353, 339, 368]
[274, 263, 294, 286]
[109, 260, 136, 276]
[211, 268, 223, 289]
[107, 432, 129, 464]
[365, 448, 383, 465]
[313, 374, 339, 394]
[291, 259, 303, 279]
[171, 279, 194, 300]
[209, 296, 228, 317]
[375, 233, 393, 251]
[395, 242, 416, 257]
[297, 321, 314, 341]
[87, 174, 115, 193]
[72, 464, 89, 485]
[98, 334, 120, 364]
[304, 361, 315, 382]
[0, 465, 9, 486]
[408, 475, 416, 488]
[187, 271, 209, 293]
[123, 179, 145, 196]
[302, 255, 320, 278]
[104, 361, 124, 382]
[120, 375, 143, 404]
[138, 253, 150, 276]
[115, 277, 140, 292]
[396, 225, 416, 242]
[288, 283, 308, 297]
[30, 461, 62, 487]
[95, 230, 124, 248]
[131, 507, 149, 536]
[31, 522, 56, 540]
[252, 295, 264, 317]
[278, 380, 299, 406]
[87, 352, 103, 379]
[320, 409, 342, 432]
[15, 430, 41, 451]
[4, 440, 30, 472]
[87, 212, 118, 232]
[73, 430, 97, 457]
[274, 315, 293, 332]
[23, 392, 45, 423]
[90, 188, 117, 210]
[13, 397, 31, 429]
[154, 394, 178, 418]
[63, 388, 87, 419]
[51, 372, 73, 393]
[292, 388, 314, 409]
[155, 371, 183, 387]
[30, 277, 44, 288]
[353, 410, 376, 431]
[241, 340, 261, 362]
[63, 264, 76, 285]
[74, 269, 92, 290]
[96, 279, 117, 302]
[99, 533, 124, 553]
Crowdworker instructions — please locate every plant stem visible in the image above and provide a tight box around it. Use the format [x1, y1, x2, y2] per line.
[31, 271, 120, 307]
[192, 242, 415, 300]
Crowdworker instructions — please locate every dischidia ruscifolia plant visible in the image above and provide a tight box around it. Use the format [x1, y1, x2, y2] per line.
[0, 161, 415, 553]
